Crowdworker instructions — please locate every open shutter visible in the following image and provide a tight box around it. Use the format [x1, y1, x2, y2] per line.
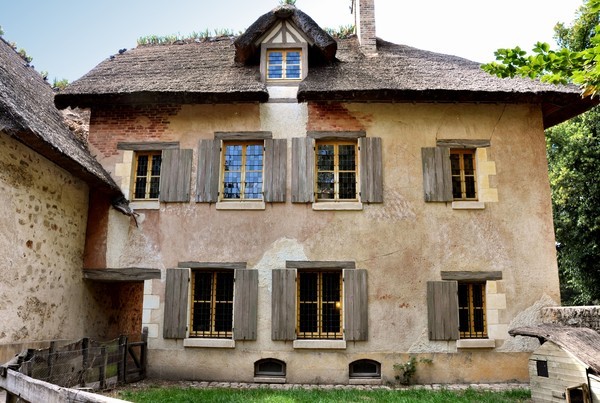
[264, 139, 287, 202]
[359, 137, 383, 203]
[163, 268, 190, 339]
[196, 139, 220, 202]
[159, 149, 193, 202]
[291, 137, 315, 203]
[421, 147, 452, 202]
[427, 281, 459, 340]
[344, 269, 368, 341]
[271, 269, 296, 340]
[233, 269, 258, 340]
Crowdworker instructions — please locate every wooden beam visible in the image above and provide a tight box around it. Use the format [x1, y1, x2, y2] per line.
[307, 131, 366, 140]
[214, 131, 272, 140]
[440, 271, 503, 281]
[178, 262, 247, 270]
[117, 141, 179, 151]
[83, 268, 161, 282]
[286, 261, 356, 270]
[436, 139, 491, 148]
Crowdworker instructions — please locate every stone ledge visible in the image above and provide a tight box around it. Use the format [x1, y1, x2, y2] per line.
[456, 339, 496, 349]
[183, 339, 235, 348]
[253, 377, 286, 384]
[292, 340, 346, 349]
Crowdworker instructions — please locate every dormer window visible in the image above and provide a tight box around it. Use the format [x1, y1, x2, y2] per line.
[267, 49, 302, 80]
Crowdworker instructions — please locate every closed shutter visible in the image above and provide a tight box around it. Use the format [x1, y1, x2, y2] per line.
[271, 269, 296, 340]
[163, 268, 190, 339]
[159, 149, 193, 202]
[264, 139, 287, 202]
[196, 139, 220, 202]
[291, 137, 315, 203]
[421, 147, 452, 202]
[359, 137, 383, 203]
[427, 281, 459, 340]
[344, 269, 368, 341]
[233, 269, 258, 340]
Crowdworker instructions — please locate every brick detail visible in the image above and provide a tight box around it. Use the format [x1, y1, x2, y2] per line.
[307, 103, 368, 132]
[355, 0, 376, 53]
[89, 105, 181, 157]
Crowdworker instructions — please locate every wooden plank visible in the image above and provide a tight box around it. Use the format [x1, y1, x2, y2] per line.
[286, 261, 356, 270]
[83, 268, 161, 282]
[214, 131, 273, 140]
[359, 137, 383, 203]
[291, 138, 314, 203]
[307, 131, 366, 140]
[264, 139, 287, 202]
[163, 269, 190, 339]
[117, 141, 179, 151]
[233, 270, 258, 340]
[436, 139, 491, 148]
[159, 149, 192, 202]
[271, 269, 296, 340]
[344, 269, 368, 341]
[421, 147, 452, 202]
[196, 139, 220, 203]
[427, 281, 459, 340]
[178, 262, 246, 270]
[440, 271, 503, 281]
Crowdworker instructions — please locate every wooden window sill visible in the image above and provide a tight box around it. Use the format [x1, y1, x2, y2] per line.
[216, 201, 266, 210]
[452, 201, 485, 210]
[456, 339, 496, 349]
[292, 340, 346, 349]
[183, 338, 235, 348]
[130, 200, 160, 210]
[312, 202, 363, 211]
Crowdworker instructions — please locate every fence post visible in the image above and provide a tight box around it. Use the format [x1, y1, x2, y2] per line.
[141, 327, 148, 379]
[80, 338, 89, 387]
[99, 346, 107, 389]
[117, 335, 127, 384]
[47, 341, 56, 383]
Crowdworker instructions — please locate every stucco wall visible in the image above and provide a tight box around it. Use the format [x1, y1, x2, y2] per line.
[87, 100, 560, 384]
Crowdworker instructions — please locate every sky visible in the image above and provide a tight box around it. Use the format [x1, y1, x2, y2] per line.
[0, 0, 585, 83]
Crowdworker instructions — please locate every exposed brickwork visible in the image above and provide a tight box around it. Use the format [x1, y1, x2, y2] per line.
[307, 102, 368, 132]
[541, 306, 600, 332]
[90, 105, 181, 157]
[355, 0, 376, 53]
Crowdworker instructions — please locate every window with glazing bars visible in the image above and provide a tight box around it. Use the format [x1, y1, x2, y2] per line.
[133, 151, 162, 200]
[450, 149, 477, 200]
[458, 282, 487, 338]
[222, 142, 264, 200]
[297, 271, 342, 339]
[190, 271, 234, 338]
[315, 141, 358, 201]
[267, 49, 302, 80]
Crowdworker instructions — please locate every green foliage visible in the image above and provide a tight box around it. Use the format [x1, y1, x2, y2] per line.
[393, 356, 433, 385]
[52, 78, 69, 91]
[137, 28, 234, 46]
[17, 48, 33, 63]
[279, 0, 297, 5]
[116, 386, 530, 403]
[547, 107, 600, 305]
[0, 25, 4, 36]
[482, 0, 600, 97]
[325, 24, 356, 39]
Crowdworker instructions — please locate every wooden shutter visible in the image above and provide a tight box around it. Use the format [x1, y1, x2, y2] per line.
[271, 269, 296, 340]
[291, 137, 315, 203]
[159, 149, 193, 202]
[427, 281, 459, 341]
[196, 139, 220, 202]
[421, 147, 452, 202]
[233, 269, 258, 340]
[163, 268, 190, 339]
[344, 269, 368, 341]
[264, 139, 287, 202]
[359, 137, 383, 203]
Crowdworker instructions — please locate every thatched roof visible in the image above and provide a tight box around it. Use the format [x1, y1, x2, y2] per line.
[0, 37, 123, 199]
[510, 324, 600, 373]
[234, 4, 337, 64]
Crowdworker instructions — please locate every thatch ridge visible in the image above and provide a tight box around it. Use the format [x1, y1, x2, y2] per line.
[510, 324, 600, 373]
[0, 37, 122, 198]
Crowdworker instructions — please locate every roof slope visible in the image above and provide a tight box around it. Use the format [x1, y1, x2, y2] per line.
[510, 324, 600, 373]
[0, 37, 122, 198]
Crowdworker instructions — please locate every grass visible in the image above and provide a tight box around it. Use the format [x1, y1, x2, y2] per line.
[116, 386, 531, 403]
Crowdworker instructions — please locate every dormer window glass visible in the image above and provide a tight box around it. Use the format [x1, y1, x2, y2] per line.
[267, 49, 302, 80]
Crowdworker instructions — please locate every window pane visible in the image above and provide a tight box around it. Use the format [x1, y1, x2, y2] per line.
[338, 145, 356, 171]
[192, 302, 211, 332]
[452, 177, 463, 199]
[224, 145, 242, 171]
[244, 172, 263, 199]
[299, 303, 318, 333]
[136, 155, 148, 176]
[450, 153, 460, 175]
[317, 145, 335, 171]
[465, 176, 476, 199]
[245, 145, 263, 171]
[317, 172, 335, 199]
[300, 272, 318, 301]
[322, 303, 341, 333]
[286, 66, 300, 79]
[223, 172, 241, 199]
[339, 172, 356, 199]
[149, 177, 160, 199]
[215, 272, 234, 301]
[194, 272, 213, 301]
[322, 272, 341, 302]
[134, 177, 147, 199]
[215, 302, 233, 332]
[269, 52, 283, 64]
[463, 154, 475, 175]
[151, 154, 162, 175]
[286, 51, 301, 64]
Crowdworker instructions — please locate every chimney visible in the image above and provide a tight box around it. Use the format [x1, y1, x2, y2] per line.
[353, 0, 376, 54]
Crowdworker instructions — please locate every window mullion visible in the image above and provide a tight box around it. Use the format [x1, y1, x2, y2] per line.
[317, 272, 323, 337]
[211, 272, 217, 336]
[333, 144, 340, 200]
[240, 144, 247, 199]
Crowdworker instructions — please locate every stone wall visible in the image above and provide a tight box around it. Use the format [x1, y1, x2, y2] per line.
[541, 306, 600, 332]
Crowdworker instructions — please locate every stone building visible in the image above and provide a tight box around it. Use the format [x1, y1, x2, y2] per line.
[53, 1, 597, 384]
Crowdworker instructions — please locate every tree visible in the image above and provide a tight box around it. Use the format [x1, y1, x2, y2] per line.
[484, 0, 600, 304]
[482, 0, 600, 97]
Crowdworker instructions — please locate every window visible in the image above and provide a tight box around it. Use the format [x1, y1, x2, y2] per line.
[458, 282, 487, 339]
[536, 360, 549, 378]
[133, 151, 162, 200]
[221, 142, 264, 201]
[315, 141, 358, 201]
[450, 149, 477, 200]
[254, 359, 286, 378]
[297, 271, 343, 339]
[349, 359, 381, 379]
[267, 49, 302, 80]
[189, 271, 234, 338]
